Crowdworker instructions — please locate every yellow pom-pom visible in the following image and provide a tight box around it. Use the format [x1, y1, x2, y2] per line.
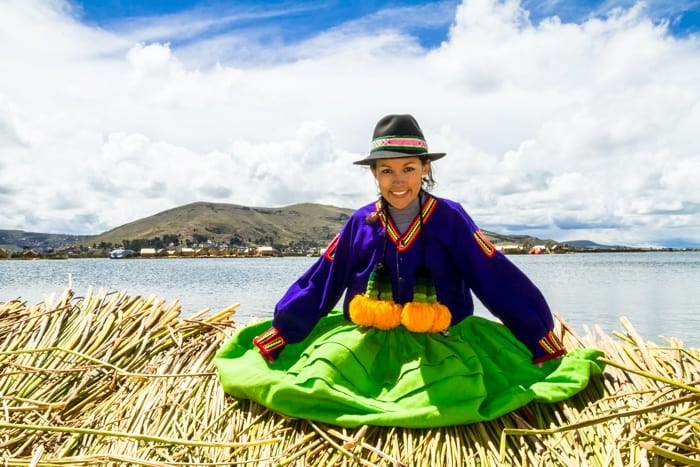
[349, 295, 376, 327]
[401, 302, 434, 333]
[373, 300, 402, 330]
[429, 303, 452, 333]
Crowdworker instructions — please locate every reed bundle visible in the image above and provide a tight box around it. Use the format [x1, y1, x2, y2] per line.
[1, 288, 698, 466]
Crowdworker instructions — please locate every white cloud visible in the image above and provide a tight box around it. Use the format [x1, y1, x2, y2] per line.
[0, 0, 699, 247]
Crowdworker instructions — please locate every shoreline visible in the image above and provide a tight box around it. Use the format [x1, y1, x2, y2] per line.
[2, 247, 699, 261]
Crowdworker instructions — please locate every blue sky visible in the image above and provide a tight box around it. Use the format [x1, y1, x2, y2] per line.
[72, 0, 700, 45]
[2, 0, 700, 247]
[67, 0, 700, 69]
[74, 1, 456, 48]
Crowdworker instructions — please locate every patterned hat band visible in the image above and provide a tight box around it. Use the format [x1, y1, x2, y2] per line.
[353, 114, 446, 165]
[370, 136, 429, 154]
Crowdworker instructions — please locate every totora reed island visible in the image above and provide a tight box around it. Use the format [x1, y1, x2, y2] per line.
[1, 288, 699, 466]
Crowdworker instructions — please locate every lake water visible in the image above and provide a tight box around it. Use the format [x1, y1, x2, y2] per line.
[1, 252, 698, 348]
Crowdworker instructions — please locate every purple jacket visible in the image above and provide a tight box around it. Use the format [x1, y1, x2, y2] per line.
[270, 194, 566, 362]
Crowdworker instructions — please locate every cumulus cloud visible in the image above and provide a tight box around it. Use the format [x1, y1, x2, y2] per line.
[0, 0, 699, 247]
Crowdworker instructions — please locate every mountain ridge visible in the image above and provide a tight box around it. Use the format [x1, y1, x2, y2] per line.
[89, 201, 354, 251]
[2, 201, 561, 254]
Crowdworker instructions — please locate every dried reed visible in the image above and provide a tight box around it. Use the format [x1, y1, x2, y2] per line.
[1, 288, 698, 466]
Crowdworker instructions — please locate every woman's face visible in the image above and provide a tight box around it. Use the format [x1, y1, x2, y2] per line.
[371, 157, 430, 210]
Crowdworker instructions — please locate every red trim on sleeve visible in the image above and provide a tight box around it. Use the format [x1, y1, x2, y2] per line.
[252, 327, 286, 362]
[532, 330, 567, 363]
[474, 230, 496, 257]
[323, 234, 340, 262]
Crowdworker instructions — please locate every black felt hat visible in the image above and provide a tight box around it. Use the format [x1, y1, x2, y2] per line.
[353, 114, 446, 166]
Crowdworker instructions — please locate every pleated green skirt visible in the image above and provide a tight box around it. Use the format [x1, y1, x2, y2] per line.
[214, 311, 604, 428]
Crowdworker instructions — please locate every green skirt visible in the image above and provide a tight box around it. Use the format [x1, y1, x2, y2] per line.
[214, 311, 604, 428]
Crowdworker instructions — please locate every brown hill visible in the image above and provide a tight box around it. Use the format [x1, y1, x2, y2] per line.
[87, 202, 355, 251]
[83, 201, 563, 255]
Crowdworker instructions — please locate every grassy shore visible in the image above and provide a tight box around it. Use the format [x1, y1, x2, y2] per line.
[1, 289, 698, 466]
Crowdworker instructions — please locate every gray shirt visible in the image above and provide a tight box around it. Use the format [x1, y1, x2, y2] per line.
[387, 196, 421, 234]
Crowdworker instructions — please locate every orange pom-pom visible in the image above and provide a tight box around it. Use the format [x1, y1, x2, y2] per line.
[349, 295, 376, 327]
[373, 300, 402, 330]
[349, 295, 401, 330]
[429, 303, 452, 333]
[401, 302, 434, 333]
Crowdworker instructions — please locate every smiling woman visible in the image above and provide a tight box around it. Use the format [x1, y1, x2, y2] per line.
[214, 114, 604, 428]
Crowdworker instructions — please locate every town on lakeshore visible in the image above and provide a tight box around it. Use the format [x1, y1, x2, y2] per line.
[1, 202, 697, 260]
[0, 237, 694, 261]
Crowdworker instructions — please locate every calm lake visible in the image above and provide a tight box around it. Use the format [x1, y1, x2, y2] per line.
[1, 252, 698, 348]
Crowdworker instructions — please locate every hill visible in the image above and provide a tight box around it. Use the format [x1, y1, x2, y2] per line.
[480, 230, 558, 247]
[2, 201, 567, 256]
[86, 202, 355, 252]
[566, 240, 625, 249]
[0, 229, 91, 251]
[87, 201, 564, 252]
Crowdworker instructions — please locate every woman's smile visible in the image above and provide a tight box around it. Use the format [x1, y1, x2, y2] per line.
[372, 157, 429, 210]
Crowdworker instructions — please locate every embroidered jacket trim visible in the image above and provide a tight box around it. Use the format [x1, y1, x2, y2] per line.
[532, 330, 567, 363]
[253, 327, 286, 362]
[376, 196, 438, 252]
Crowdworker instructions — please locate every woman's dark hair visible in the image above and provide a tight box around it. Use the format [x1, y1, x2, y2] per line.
[419, 156, 436, 191]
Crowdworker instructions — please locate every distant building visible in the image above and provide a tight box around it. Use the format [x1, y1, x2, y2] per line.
[256, 246, 281, 257]
[140, 248, 157, 257]
[179, 247, 195, 256]
[22, 248, 39, 258]
[496, 244, 524, 254]
[529, 245, 549, 255]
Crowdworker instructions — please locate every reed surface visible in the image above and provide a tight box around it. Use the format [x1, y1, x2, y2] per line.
[1, 288, 698, 466]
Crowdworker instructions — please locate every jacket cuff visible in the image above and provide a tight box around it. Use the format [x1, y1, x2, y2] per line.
[532, 330, 567, 364]
[252, 326, 286, 362]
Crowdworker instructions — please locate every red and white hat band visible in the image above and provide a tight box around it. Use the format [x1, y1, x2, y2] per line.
[370, 136, 428, 154]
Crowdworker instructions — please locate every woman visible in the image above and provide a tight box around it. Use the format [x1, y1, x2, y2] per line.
[215, 114, 603, 428]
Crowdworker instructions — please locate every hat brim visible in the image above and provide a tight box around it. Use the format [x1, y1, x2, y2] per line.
[353, 150, 446, 166]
